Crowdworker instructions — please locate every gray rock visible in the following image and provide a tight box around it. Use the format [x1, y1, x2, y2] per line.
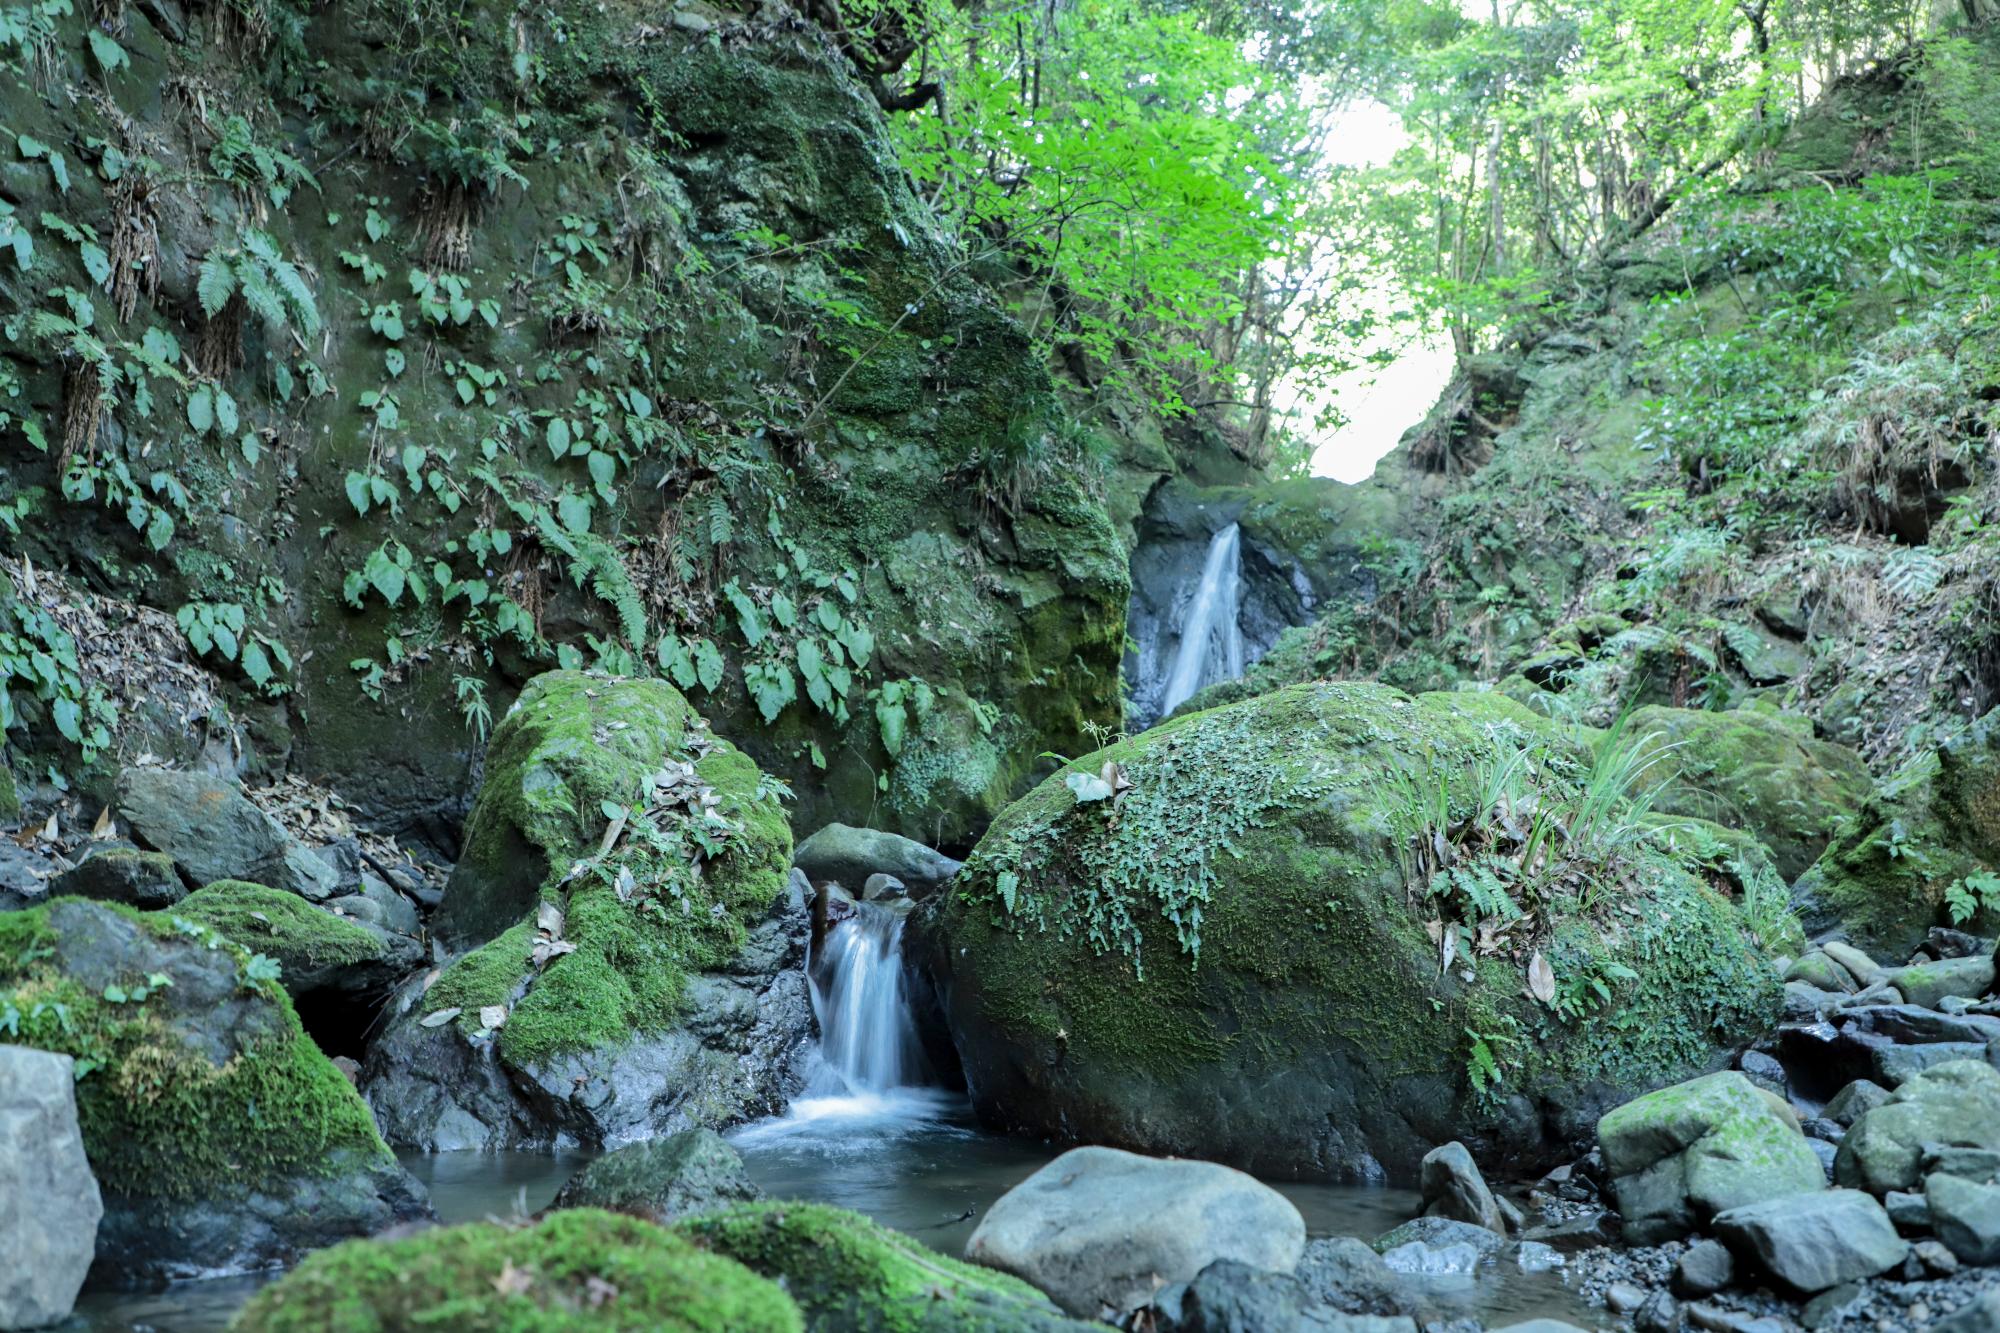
[965, 1146, 1306, 1318]
[1938, 1289, 2000, 1333]
[1835, 1060, 2000, 1193]
[1673, 1239, 1735, 1297]
[794, 822, 962, 896]
[860, 872, 907, 901]
[1636, 1291, 1681, 1333]
[547, 1129, 757, 1223]
[1514, 1241, 1563, 1273]
[1294, 1238, 1409, 1317]
[1808, 1138, 1839, 1177]
[1787, 952, 1858, 993]
[1885, 956, 1996, 1010]
[1379, 1241, 1481, 1277]
[115, 768, 337, 899]
[1927, 1173, 2000, 1264]
[1783, 982, 1842, 1022]
[1418, 1141, 1505, 1234]
[363, 893, 813, 1150]
[1824, 1079, 1893, 1127]
[1841, 1004, 2000, 1047]
[48, 846, 186, 908]
[1606, 1281, 1649, 1313]
[0, 841, 57, 911]
[1822, 942, 1885, 988]
[1884, 1189, 1931, 1231]
[1844, 979, 1906, 1007]
[1371, 1216, 1506, 1257]
[1738, 1049, 1787, 1095]
[1928, 1145, 2000, 1179]
[1490, 1323, 1592, 1333]
[1712, 1189, 1908, 1293]
[1874, 1041, 1990, 1086]
[1913, 1238, 1960, 1274]
[0, 1046, 101, 1329]
[1147, 1259, 1409, 1333]
[1597, 1071, 1825, 1243]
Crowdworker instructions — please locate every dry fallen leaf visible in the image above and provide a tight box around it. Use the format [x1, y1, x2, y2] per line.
[90, 805, 115, 839]
[1528, 950, 1557, 1006]
[492, 1261, 533, 1297]
[479, 1005, 509, 1030]
[420, 1007, 462, 1028]
[536, 902, 565, 938]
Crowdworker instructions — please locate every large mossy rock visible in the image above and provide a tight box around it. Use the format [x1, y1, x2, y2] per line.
[677, 1201, 1102, 1332]
[0, 898, 429, 1283]
[233, 1208, 803, 1332]
[364, 672, 809, 1149]
[918, 682, 1789, 1181]
[173, 879, 420, 1006]
[1622, 705, 1870, 880]
[1834, 1060, 2000, 1194]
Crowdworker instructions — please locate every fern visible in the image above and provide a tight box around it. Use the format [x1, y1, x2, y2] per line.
[196, 229, 320, 336]
[567, 530, 648, 648]
[1441, 858, 1523, 923]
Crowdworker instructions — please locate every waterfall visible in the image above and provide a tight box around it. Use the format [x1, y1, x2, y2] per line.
[1157, 523, 1246, 719]
[810, 902, 922, 1094]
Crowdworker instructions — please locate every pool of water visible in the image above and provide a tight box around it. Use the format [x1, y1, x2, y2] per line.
[70, 1097, 1597, 1330]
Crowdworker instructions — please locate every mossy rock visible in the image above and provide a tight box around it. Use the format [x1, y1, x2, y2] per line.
[0, 897, 428, 1282]
[677, 1202, 1100, 1332]
[919, 681, 1788, 1181]
[1622, 704, 1872, 880]
[173, 879, 419, 1001]
[232, 1208, 802, 1332]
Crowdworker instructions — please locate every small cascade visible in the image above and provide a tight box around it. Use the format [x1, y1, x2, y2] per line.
[810, 902, 923, 1094]
[1157, 522, 1247, 719]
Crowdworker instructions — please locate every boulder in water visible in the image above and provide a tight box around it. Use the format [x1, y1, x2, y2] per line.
[920, 683, 1789, 1179]
[963, 1145, 1306, 1318]
[233, 1208, 802, 1332]
[681, 1201, 1099, 1331]
[548, 1129, 758, 1223]
[363, 672, 805, 1150]
[1147, 1259, 1414, 1333]
[0, 897, 430, 1283]
[793, 822, 963, 897]
[0, 1045, 101, 1329]
[1418, 1141, 1507, 1234]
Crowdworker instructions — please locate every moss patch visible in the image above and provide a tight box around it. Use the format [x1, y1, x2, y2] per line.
[233, 1208, 801, 1332]
[174, 880, 387, 981]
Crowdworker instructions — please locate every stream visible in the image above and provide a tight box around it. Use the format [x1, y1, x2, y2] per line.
[68, 894, 1599, 1331]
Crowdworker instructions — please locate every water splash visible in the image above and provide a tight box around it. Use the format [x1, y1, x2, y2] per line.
[1157, 522, 1246, 719]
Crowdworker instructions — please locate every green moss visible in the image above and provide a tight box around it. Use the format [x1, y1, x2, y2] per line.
[0, 898, 390, 1201]
[232, 1209, 802, 1332]
[174, 880, 386, 981]
[677, 1202, 1090, 1333]
[0, 758, 18, 822]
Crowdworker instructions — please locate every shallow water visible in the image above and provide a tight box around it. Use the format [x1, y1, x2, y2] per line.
[70, 1104, 1598, 1330]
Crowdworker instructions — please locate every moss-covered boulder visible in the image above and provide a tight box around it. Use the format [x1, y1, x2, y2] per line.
[363, 672, 809, 1149]
[676, 1202, 1101, 1332]
[173, 880, 420, 1007]
[0, 898, 429, 1283]
[232, 1208, 802, 1332]
[1622, 704, 1871, 880]
[918, 682, 1790, 1181]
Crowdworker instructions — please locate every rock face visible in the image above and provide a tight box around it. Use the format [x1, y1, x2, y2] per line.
[549, 1129, 759, 1223]
[1711, 1189, 1907, 1293]
[921, 683, 1788, 1180]
[0, 898, 430, 1283]
[0, 1046, 101, 1329]
[364, 672, 806, 1150]
[1834, 1060, 2000, 1194]
[114, 768, 338, 900]
[963, 1146, 1307, 1317]
[792, 823, 963, 897]
[233, 1209, 804, 1332]
[1597, 1071, 1826, 1244]
[681, 1201, 1100, 1332]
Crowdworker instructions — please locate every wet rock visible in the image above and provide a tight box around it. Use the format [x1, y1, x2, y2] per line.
[861, 872, 907, 901]
[965, 1146, 1306, 1318]
[1379, 1240, 1481, 1278]
[1783, 982, 1842, 1022]
[1635, 1290, 1681, 1333]
[1824, 1078, 1893, 1126]
[1293, 1238, 1409, 1316]
[1885, 956, 1995, 1010]
[1491, 1323, 1591, 1333]
[1928, 1173, 2000, 1264]
[1515, 1241, 1564, 1273]
[0, 841, 57, 912]
[1938, 1289, 2000, 1333]
[1371, 1216, 1507, 1257]
[1737, 1049, 1787, 1097]
[1874, 1040, 1989, 1086]
[547, 1128, 758, 1224]
[114, 768, 337, 899]
[1799, 1283, 1864, 1330]
[793, 822, 962, 897]
[1885, 1189, 1931, 1231]
[1835, 1060, 2000, 1193]
[48, 846, 186, 909]
[1844, 1004, 2000, 1046]
[1924, 928, 1993, 961]
[1597, 1071, 1825, 1244]
[1788, 952, 1858, 994]
[172, 880, 420, 1008]
[1912, 1238, 1960, 1274]
[0, 1046, 101, 1329]
[1674, 1239, 1735, 1297]
[1822, 942, 1885, 989]
[1419, 1141, 1505, 1234]
[1147, 1259, 1411, 1333]
[1712, 1189, 1907, 1293]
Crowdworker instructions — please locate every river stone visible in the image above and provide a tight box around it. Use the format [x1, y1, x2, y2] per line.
[1824, 1079, 1893, 1127]
[1712, 1189, 1907, 1293]
[1788, 952, 1859, 993]
[964, 1146, 1306, 1317]
[548, 1129, 758, 1223]
[0, 1046, 101, 1329]
[1874, 1041, 1991, 1087]
[1597, 1071, 1825, 1244]
[1885, 956, 1996, 1010]
[1673, 1239, 1735, 1297]
[1823, 942, 1886, 989]
[1835, 1061, 2000, 1193]
[114, 767, 337, 900]
[1294, 1238, 1410, 1316]
[1148, 1259, 1414, 1333]
[1927, 1174, 2000, 1264]
[1371, 1215, 1506, 1257]
[1939, 1289, 2000, 1333]
[1419, 1141, 1505, 1233]
[794, 822, 963, 897]
[48, 846, 186, 909]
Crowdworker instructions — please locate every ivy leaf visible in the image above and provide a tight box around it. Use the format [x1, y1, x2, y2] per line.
[546, 417, 571, 459]
[693, 639, 725, 693]
[586, 450, 616, 490]
[186, 385, 214, 435]
[364, 547, 406, 605]
[556, 492, 592, 533]
[344, 470, 370, 516]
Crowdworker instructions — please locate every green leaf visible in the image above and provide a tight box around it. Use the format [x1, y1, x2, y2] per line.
[52, 696, 83, 743]
[693, 639, 724, 693]
[87, 29, 128, 71]
[197, 253, 237, 317]
[546, 417, 571, 458]
[186, 386, 214, 435]
[556, 492, 591, 533]
[364, 547, 406, 605]
[344, 470, 370, 516]
[586, 450, 616, 489]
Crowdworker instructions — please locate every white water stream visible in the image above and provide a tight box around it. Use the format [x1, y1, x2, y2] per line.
[1156, 522, 1247, 718]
